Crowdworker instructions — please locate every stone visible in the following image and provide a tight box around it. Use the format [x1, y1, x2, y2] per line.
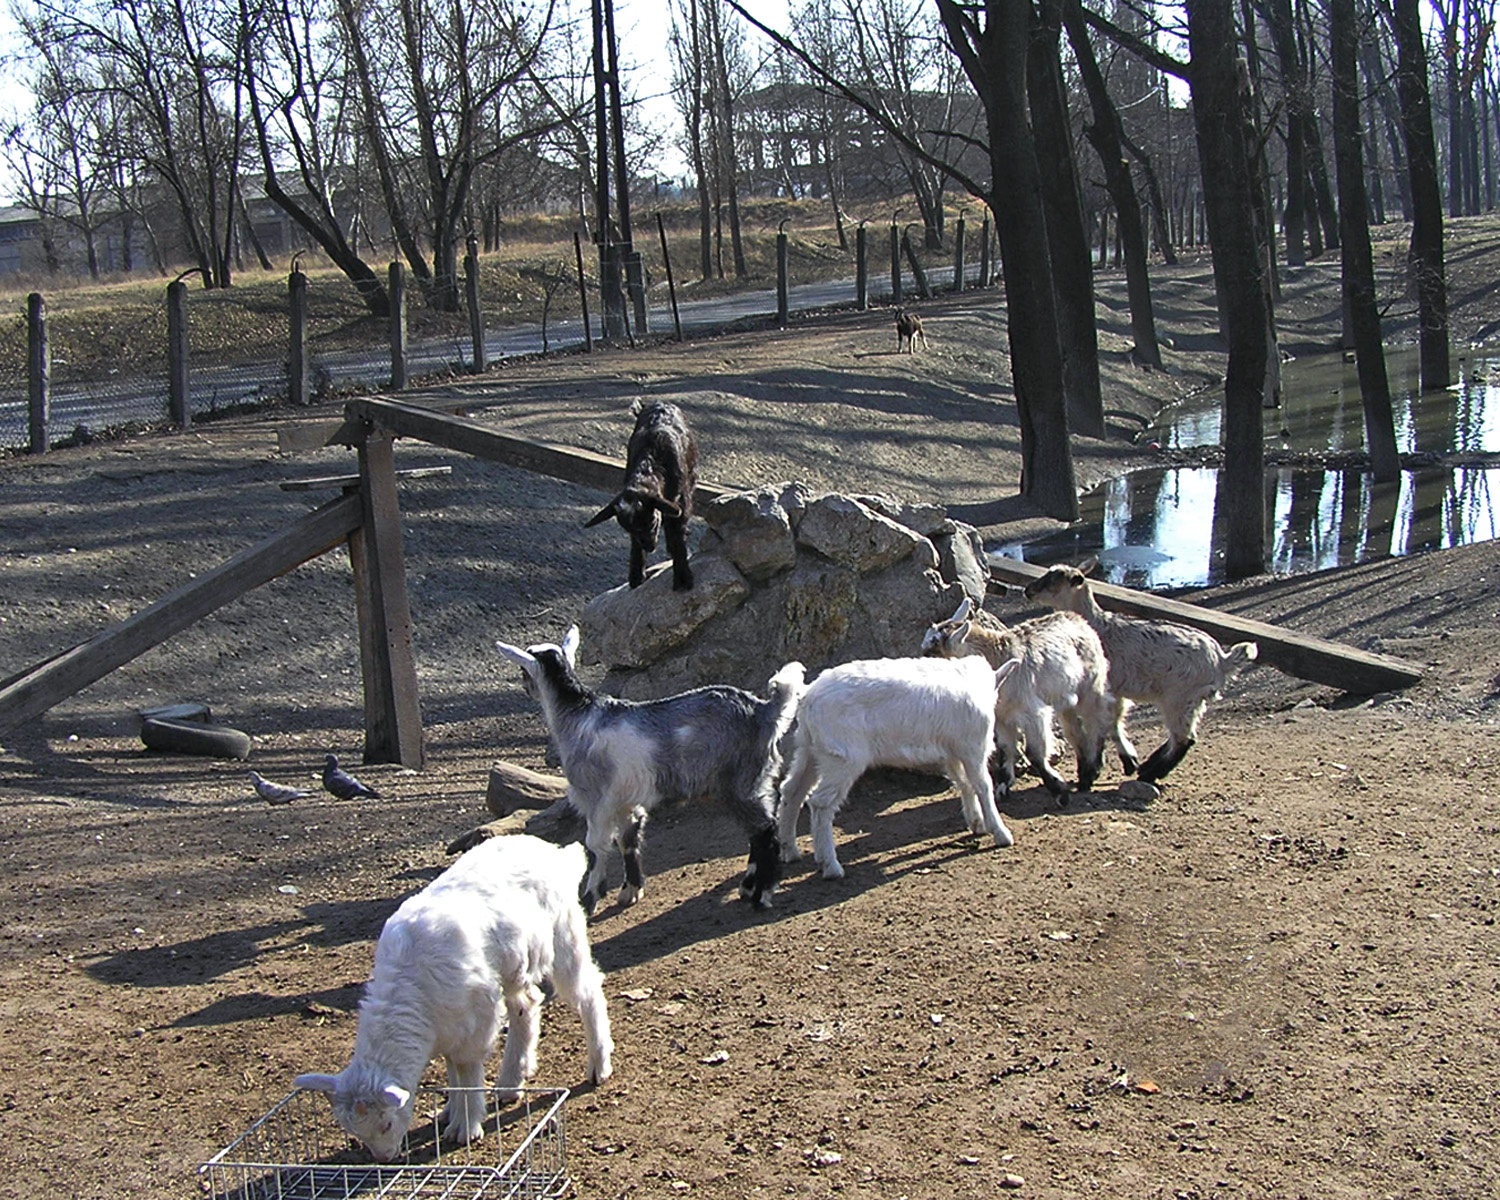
[854, 494, 949, 537]
[932, 519, 991, 604]
[797, 495, 925, 572]
[700, 487, 797, 581]
[579, 554, 750, 668]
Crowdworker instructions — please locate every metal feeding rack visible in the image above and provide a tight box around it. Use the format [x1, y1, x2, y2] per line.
[198, 1085, 570, 1200]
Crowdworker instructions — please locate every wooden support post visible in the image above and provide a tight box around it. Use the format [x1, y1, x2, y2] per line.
[776, 229, 789, 329]
[573, 231, 593, 353]
[889, 224, 902, 305]
[167, 279, 190, 428]
[953, 215, 967, 291]
[288, 267, 308, 407]
[980, 215, 992, 287]
[353, 429, 423, 766]
[465, 235, 487, 374]
[27, 292, 48, 454]
[855, 224, 868, 311]
[656, 213, 683, 341]
[388, 261, 408, 390]
[902, 228, 932, 298]
[0, 493, 362, 735]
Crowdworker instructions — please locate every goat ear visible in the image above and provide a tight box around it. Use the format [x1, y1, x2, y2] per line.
[584, 499, 620, 528]
[993, 657, 1022, 689]
[648, 494, 683, 518]
[1077, 555, 1100, 578]
[295, 1073, 340, 1095]
[379, 1084, 411, 1110]
[954, 619, 972, 644]
[495, 641, 539, 672]
[946, 596, 973, 624]
[561, 626, 581, 667]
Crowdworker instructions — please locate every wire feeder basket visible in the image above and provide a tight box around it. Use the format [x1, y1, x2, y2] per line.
[198, 1085, 570, 1200]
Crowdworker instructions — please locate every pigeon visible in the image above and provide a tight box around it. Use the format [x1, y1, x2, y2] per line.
[322, 753, 381, 800]
[249, 770, 312, 806]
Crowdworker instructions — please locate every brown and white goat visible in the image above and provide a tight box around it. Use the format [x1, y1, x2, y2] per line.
[585, 401, 698, 590]
[895, 308, 927, 353]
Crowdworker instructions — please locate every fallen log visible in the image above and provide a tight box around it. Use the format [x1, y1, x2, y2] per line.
[985, 559, 1423, 695]
[486, 759, 570, 818]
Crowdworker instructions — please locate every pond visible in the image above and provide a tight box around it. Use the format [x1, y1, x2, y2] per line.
[998, 348, 1500, 590]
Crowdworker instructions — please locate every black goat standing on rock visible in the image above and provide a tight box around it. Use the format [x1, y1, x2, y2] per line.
[585, 401, 698, 590]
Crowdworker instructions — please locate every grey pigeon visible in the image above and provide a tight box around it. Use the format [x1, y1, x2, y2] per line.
[322, 753, 381, 800]
[249, 770, 311, 805]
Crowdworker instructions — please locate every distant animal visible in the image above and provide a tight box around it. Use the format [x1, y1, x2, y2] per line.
[248, 770, 310, 805]
[496, 625, 804, 913]
[585, 400, 698, 590]
[322, 753, 381, 800]
[294, 834, 612, 1161]
[1023, 559, 1258, 782]
[895, 308, 927, 353]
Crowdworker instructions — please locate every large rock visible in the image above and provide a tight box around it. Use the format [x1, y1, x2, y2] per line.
[579, 554, 749, 668]
[797, 495, 925, 572]
[932, 520, 991, 605]
[700, 487, 797, 581]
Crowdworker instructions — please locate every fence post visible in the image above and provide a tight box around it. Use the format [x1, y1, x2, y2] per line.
[388, 261, 407, 390]
[573, 232, 593, 353]
[288, 266, 308, 407]
[776, 223, 789, 330]
[656, 213, 683, 341]
[890, 224, 902, 306]
[27, 292, 48, 454]
[465, 235, 487, 374]
[902, 228, 932, 299]
[167, 279, 190, 428]
[980, 215, 993, 287]
[952, 215, 967, 292]
[855, 224, 868, 311]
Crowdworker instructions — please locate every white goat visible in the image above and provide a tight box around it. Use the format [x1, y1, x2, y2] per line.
[778, 653, 1020, 880]
[1023, 563, 1259, 782]
[921, 597, 1114, 802]
[496, 626, 805, 913]
[294, 834, 613, 1162]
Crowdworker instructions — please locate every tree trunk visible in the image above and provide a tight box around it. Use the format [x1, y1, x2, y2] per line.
[1391, 0, 1451, 392]
[1030, 0, 1103, 437]
[1064, 0, 1161, 368]
[1189, 0, 1267, 580]
[1330, 0, 1399, 482]
[1263, 0, 1308, 266]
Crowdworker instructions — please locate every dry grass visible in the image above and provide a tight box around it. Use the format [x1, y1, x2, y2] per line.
[0, 198, 984, 384]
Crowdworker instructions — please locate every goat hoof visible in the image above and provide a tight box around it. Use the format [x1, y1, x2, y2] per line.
[618, 883, 642, 907]
[817, 861, 845, 881]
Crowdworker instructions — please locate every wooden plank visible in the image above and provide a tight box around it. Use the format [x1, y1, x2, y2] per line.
[278, 465, 453, 492]
[354, 431, 424, 767]
[0, 493, 363, 735]
[985, 558, 1424, 694]
[347, 396, 735, 507]
[277, 418, 358, 454]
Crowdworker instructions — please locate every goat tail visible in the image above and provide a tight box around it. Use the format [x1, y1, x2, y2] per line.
[1224, 641, 1259, 677]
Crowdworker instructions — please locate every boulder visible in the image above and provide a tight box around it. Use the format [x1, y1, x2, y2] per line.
[579, 554, 750, 668]
[932, 519, 991, 604]
[700, 486, 797, 581]
[797, 495, 925, 573]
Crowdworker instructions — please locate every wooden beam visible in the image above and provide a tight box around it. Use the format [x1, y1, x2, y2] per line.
[347, 396, 734, 507]
[985, 559, 1423, 694]
[0, 493, 363, 735]
[353, 430, 424, 767]
[278, 465, 453, 492]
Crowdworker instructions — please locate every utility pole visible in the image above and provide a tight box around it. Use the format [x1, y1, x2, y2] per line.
[592, 0, 627, 338]
[604, 0, 647, 333]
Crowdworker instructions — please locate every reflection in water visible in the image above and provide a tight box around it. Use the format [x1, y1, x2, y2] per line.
[999, 465, 1500, 590]
[1002, 348, 1500, 590]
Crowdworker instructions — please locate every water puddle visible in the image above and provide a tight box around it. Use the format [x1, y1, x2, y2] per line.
[1000, 348, 1500, 589]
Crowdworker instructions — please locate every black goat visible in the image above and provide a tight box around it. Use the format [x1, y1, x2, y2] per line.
[585, 401, 698, 590]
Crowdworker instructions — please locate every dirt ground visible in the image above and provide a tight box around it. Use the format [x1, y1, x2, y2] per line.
[3, 225, 1500, 1200]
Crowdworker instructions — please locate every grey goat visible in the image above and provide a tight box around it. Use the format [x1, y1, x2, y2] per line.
[496, 626, 805, 912]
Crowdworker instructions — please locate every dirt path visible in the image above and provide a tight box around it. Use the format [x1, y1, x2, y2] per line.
[1, 239, 1499, 1200]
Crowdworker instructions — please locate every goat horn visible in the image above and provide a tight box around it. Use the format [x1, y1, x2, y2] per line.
[583, 498, 621, 528]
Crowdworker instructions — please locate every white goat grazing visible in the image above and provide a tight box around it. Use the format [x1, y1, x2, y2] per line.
[921, 597, 1114, 802]
[294, 834, 613, 1162]
[1023, 563, 1259, 782]
[496, 626, 805, 913]
[778, 654, 1021, 879]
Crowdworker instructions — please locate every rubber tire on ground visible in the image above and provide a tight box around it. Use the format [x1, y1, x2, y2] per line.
[140, 717, 252, 760]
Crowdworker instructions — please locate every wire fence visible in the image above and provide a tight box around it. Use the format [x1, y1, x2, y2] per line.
[0, 225, 993, 455]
